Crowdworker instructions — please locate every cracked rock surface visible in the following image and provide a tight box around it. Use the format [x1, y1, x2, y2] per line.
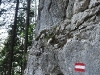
[24, 0, 100, 75]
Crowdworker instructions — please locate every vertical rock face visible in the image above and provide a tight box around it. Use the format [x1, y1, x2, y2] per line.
[35, 0, 68, 35]
[24, 0, 100, 75]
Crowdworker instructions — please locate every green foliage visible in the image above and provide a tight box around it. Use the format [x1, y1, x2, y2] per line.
[0, 0, 36, 74]
[0, 12, 35, 75]
[0, 9, 7, 17]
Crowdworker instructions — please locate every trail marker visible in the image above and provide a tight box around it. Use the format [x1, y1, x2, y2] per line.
[75, 62, 86, 72]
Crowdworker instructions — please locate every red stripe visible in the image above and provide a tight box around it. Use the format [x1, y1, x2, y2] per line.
[75, 63, 85, 66]
[75, 68, 85, 72]
[75, 62, 86, 72]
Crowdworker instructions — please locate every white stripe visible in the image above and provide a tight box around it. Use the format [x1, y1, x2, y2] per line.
[75, 66, 85, 69]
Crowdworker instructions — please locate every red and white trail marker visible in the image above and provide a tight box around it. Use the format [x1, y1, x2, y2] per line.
[75, 62, 86, 72]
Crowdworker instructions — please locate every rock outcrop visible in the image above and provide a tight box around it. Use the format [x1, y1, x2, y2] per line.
[24, 0, 100, 75]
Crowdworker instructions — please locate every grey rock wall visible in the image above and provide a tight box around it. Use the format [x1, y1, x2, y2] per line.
[35, 0, 68, 36]
[24, 0, 100, 75]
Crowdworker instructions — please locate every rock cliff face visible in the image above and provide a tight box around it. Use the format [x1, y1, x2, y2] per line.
[24, 0, 100, 75]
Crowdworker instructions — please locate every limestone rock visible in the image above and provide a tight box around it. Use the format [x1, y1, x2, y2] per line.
[35, 0, 68, 36]
[73, 0, 90, 14]
[24, 0, 100, 75]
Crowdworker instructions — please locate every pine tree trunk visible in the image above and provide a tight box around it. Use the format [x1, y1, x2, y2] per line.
[23, 0, 31, 72]
[0, 0, 1, 5]
[8, 0, 19, 75]
[24, 0, 31, 54]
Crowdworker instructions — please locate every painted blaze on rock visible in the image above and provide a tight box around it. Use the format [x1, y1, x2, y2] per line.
[75, 62, 86, 72]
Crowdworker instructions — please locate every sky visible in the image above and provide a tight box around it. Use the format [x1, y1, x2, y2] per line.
[0, 3, 14, 48]
[0, 1, 15, 48]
